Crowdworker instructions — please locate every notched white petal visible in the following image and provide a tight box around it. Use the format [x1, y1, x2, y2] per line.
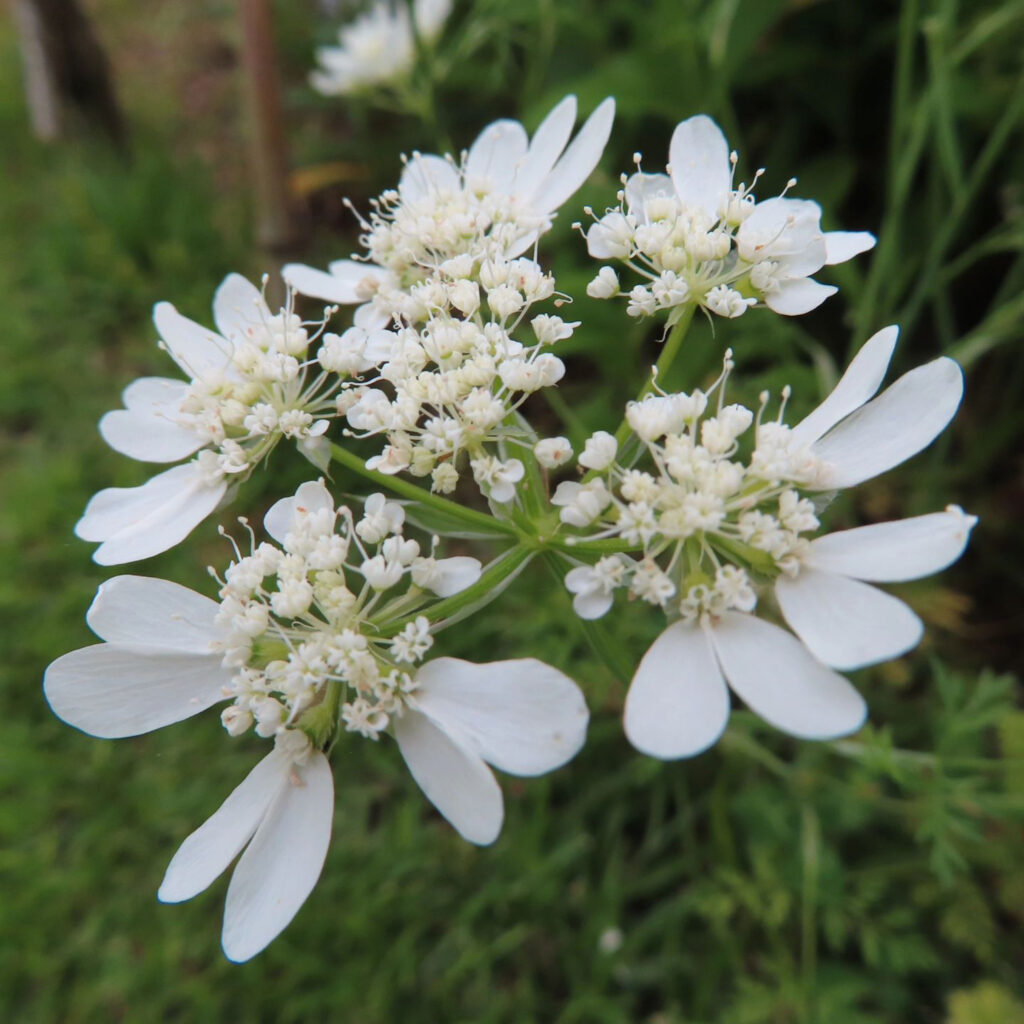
[811, 356, 964, 489]
[158, 749, 288, 904]
[790, 326, 898, 448]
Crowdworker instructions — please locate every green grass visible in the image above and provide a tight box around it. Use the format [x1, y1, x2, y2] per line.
[1, 0, 1023, 1021]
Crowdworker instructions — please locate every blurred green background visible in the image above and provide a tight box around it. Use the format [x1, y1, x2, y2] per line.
[1, 0, 1023, 1021]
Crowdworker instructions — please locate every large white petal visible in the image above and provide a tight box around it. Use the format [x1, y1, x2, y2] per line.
[776, 568, 923, 670]
[399, 153, 459, 201]
[222, 750, 334, 962]
[789, 326, 898, 448]
[76, 463, 228, 565]
[153, 302, 232, 380]
[43, 645, 228, 738]
[263, 480, 335, 544]
[824, 230, 876, 265]
[763, 278, 836, 315]
[668, 115, 731, 220]
[421, 556, 482, 597]
[710, 612, 867, 740]
[158, 750, 288, 903]
[623, 621, 730, 759]
[90, 475, 227, 565]
[806, 508, 977, 582]
[86, 575, 222, 651]
[99, 377, 201, 463]
[413, 657, 589, 776]
[531, 97, 615, 216]
[75, 462, 210, 541]
[213, 273, 268, 345]
[465, 119, 529, 194]
[811, 357, 964, 489]
[738, 198, 825, 273]
[393, 709, 503, 845]
[513, 95, 577, 201]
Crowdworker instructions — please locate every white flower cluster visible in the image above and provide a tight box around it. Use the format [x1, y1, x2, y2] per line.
[46, 479, 588, 960]
[584, 115, 875, 320]
[285, 96, 615, 501]
[76, 275, 338, 564]
[557, 327, 973, 759]
[48, 89, 979, 964]
[311, 0, 451, 97]
[212, 481, 480, 742]
[558, 350, 827, 622]
[337, 257, 576, 499]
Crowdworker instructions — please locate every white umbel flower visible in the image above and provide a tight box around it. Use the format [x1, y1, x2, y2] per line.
[283, 94, 616, 318]
[586, 114, 875, 320]
[557, 325, 971, 760]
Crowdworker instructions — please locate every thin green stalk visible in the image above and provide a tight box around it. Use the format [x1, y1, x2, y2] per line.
[800, 804, 820, 1024]
[613, 304, 697, 448]
[899, 73, 1024, 335]
[376, 543, 535, 636]
[719, 726, 793, 781]
[541, 551, 633, 684]
[329, 442, 517, 539]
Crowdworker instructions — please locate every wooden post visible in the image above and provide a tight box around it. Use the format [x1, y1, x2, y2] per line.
[237, 0, 300, 253]
[12, 0, 62, 140]
[10, 0, 126, 147]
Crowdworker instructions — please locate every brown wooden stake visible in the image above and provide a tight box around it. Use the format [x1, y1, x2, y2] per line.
[12, 0, 62, 140]
[237, 0, 300, 254]
[11, 0, 126, 147]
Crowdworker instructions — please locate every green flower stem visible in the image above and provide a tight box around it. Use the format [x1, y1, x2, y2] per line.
[613, 303, 697, 448]
[719, 725, 794, 781]
[329, 442, 517, 539]
[375, 543, 535, 637]
[800, 803, 821, 1023]
[546, 536, 635, 556]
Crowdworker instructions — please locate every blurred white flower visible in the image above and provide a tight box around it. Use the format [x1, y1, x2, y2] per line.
[311, 0, 451, 97]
